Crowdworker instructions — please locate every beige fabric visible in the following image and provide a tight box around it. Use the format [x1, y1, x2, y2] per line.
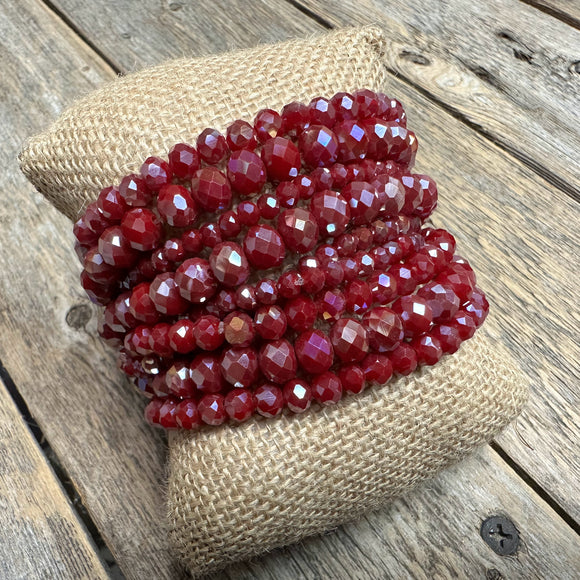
[19, 26, 528, 579]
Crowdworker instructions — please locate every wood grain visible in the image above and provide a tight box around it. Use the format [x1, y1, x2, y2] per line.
[293, 0, 580, 199]
[0, 379, 108, 579]
[525, 0, 580, 28]
[220, 446, 580, 580]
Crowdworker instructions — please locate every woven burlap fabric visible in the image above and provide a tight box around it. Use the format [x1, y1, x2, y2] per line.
[19, 26, 528, 578]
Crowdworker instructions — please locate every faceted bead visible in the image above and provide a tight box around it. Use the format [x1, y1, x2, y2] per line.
[389, 343, 418, 375]
[254, 304, 287, 340]
[407, 252, 436, 284]
[74, 214, 100, 246]
[330, 318, 369, 362]
[339, 364, 366, 395]
[450, 256, 477, 286]
[450, 310, 477, 340]
[464, 287, 489, 327]
[129, 282, 161, 324]
[200, 223, 222, 249]
[140, 156, 172, 191]
[175, 400, 201, 429]
[235, 285, 258, 310]
[144, 398, 164, 427]
[257, 194, 279, 219]
[353, 89, 380, 117]
[190, 354, 225, 394]
[209, 242, 250, 288]
[255, 279, 278, 305]
[218, 211, 242, 239]
[158, 399, 178, 429]
[299, 125, 339, 168]
[342, 181, 381, 225]
[84, 203, 113, 239]
[213, 289, 237, 315]
[223, 312, 255, 347]
[276, 182, 300, 208]
[283, 379, 312, 413]
[317, 289, 346, 321]
[316, 244, 338, 264]
[254, 384, 284, 418]
[417, 281, 461, 321]
[277, 208, 319, 253]
[168, 143, 200, 179]
[149, 323, 173, 357]
[226, 119, 258, 151]
[310, 190, 350, 237]
[295, 329, 334, 374]
[330, 92, 359, 121]
[166, 362, 195, 398]
[198, 393, 227, 426]
[196, 128, 228, 164]
[254, 108, 283, 142]
[168, 319, 196, 353]
[381, 97, 407, 126]
[149, 250, 171, 275]
[119, 173, 151, 207]
[425, 229, 456, 259]
[431, 324, 462, 354]
[227, 149, 267, 195]
[362, 353, 393, 384]
[400, 174, 424, 215]
[335, 120, 368, 163]
[175, 258, 217, 303]
[308, 96, 337, 126]
[162, 238, 185, 263]
[355, 251, 374, 277]
[384, 124, 418, 167]
[97, 186, 127, 221]
[113, 292, 138, 329]
[368, 271, 398, 304]
[340, 257, 359, 282]
[121, 208, 162, 252]
[261, 137, 301, 181]
[225, 389, 256, 422]
[412, 335, 443, 366]
[422, 244, 449, 274]
[151, 373, 170, 397]
[285, 296, 317, 332]
[362, 307, 404, 352]
[233, 202, 259, 227]
[192, 167, 232, 211]
[311, 372, 343, 406]
[437, 268, 475, 303]
[220, 347, 259, 388]
[294, 174, 318, 200]
[353, 226, 373, 250]
[325, 261, 345, 286]
[99, 225, 139, 268]
[299, 256, 326, 294]
[388, 263, 417, 296]
[414, 175, 438, 218]
[124, 325, 153, 355]
[311, 167, 334, 191]
[149, 272, 189, 315]
[195, 315, 224, 351]
[259, 339, 297, 384]
[371, 246, 395, 270]
[243, 224, 285, 269]
[345, 280, 372, 314]
[392, 295, 433, 338]
[84, 247, 118, 284]
[278, 271, 303, 299]
[281, 101, 310, 134]
[157, 184, 197, 227]
[182, 229, 203, 254]
[336, 233, 358, 257]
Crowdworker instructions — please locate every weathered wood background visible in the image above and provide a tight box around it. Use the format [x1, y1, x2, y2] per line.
[0, 0, 578, 578]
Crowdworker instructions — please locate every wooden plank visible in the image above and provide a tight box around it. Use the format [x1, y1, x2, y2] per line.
[220, 446, 580, 579]
[0, 379, 108, 579]
[291, 0, 580, 200]
[525, 0, 580, 28]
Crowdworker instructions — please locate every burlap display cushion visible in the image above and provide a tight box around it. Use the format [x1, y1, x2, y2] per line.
[19, 25, 528, 578]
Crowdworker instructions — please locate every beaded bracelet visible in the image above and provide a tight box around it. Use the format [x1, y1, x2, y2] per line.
[73, 89, 489, 430]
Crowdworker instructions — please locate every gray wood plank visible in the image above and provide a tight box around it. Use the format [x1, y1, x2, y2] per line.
[0, 379, 108, 580]
[525, 0, 580, 27]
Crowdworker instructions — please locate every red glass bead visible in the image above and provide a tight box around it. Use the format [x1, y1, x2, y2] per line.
[425, 229, 456, 259]
[129, 282, 160, 324]
[243, 224, 286, 269]
[353, 89, 380, 117]
[283, 379, 312, 413]
[325, 261, 345, 287]
[311, 167, 334, 191]
[168, 319, 196, 353]
[330, 92, 359, 121]
[119, 174, 151, 207]
[195, 315, 224, 351]
[175, 258, 216, 303]
[422, 244, 449, 274]
[362, 353, 393, 384]
[431, 323, 462, 354]
[450, 310, 477, 340]
[450, 256, 477, 286]
[225, 389, 256, 422]
[254, 304, 287, 340]
[338, 364, 366, 395]
[227, 149, 266, 195]
[112, 292, 138, 329]
[158, 399, 179, 429]
[299, 125, 339, 168]
[149, 323, 172, 357]
[412, 335, 443, 366]
[318, 289, 346, 321]
[166, 362, 195, 398]
[235, 285, 258, 310]
[345, 280, 372, 314]
[144, 398, 164, 427]
[259, 339, 297, 384]
[392, 295, 433, 338]
[198, 393, 227, 426]
[150, 250, 171, 274]
[285, 296, 317, 332]
[399, 174, 424, 215]
[254, 108, 283, 142]
[299, 256, 326, 294]
[417, 281, 461, 322]
[342, 181, 381, 225]
[83, 247, 117, 284]
[157, 184, 197, 227]
[200, 223, 222, 249]
[196, 128, 228, 164]
[316, 244, 338, 264]
[257, 194, 280, 219]
[330, 318, 369, 362]
[276, 182, 300, 208]
[362, 307, 404, 352]
[235, 201, 260, 226]
[98, 225, 139, 268]
[311, 372, 343, 406]
[437, 268, 475, 303]
[121, 208, 162, 252]
[175, 400, 201, 429]
[308, 96, 336, 126]
[84, 203, 113, 240]
[277, 208, 319, 253]
[209, 242, 250, 288]
[124, 325, 153, 355]
[168, 143, 200, 179]
[310, 190, 350, 237]
[226, 119, 258, 151]
[212, 289, 237, 315]
[223, 312, 255, 347]
[390, 343, 418, 375]
[335, 120, 368, 163]
[295, 329, 334, 374]
[281, 101, 310, 134]
[278, 271, 303, 299]
[149, 272, 189, 316]
[192, 167, 232, 211]
[74, 214, 99, 246]
[161, 238, 185, 263]
[407, 252, 436, 284]
[353, 226, 374, 250]
[254, 384, 284, 418]
[151, 373, 170, 397]
[254, 279, 277, 306]
[368, 271, 398, 304]
[414, 175, 438, 218]
[336, 233, 358, 257]
[382, 97, 407, 125]
[340, 257, 359, 282]
[97, 186, 127, 221]
[354, 251, 375, 277]
[190, 354, 225, 394]
[217, 211, 241, 239]
[140, 156, 172, 191]
[293, 174, 316, 200]
[220, 347, 259, 388]
[182, 229, 203, 254]
[384, 124, 418, 167]
[261, 137, 301, 181]
[371, 246, 394, 270]
[464, 287, 489, 327]
[389, 263, 417, 296]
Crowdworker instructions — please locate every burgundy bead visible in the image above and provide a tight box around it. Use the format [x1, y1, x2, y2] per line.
[335, 120, 368, 163]
[431, 324, 462, 354]
[84, 247, 117, 284]
[97, 186, 127, 221]
[392, 295, 433, 338]
[196, 128, 228, 164]
[190, 354, 224, 395]
[175, 258, 216, 303]
[162, 238, 185, 263]
[129, 282, 161, 324]
[119, 174, 151, 207]
[338, 364, 366, 395]
[437, 268, 475, 303]
[368, 271, 398, 304]
[422, 244, 449, 274]
[224, 389, 256, 422]
[243, 224, 286, 269]
[425, 229, 456, 259]
[168, 319, 196, 353]
[149, 323, 173, 357]
[168, 143, 200, 179]
[255, 278, 278, 305]
[383, 124, 418, 167]
[259, 339, 297, 384]
[227, 149, 267, 195]
[192, 167, 232, 211]
[389, 263, 417, 296]
[237, 200, 261, 225]
[330, 318, 369, 362]
[195, 315, 224, 351]
[175, 400, 201, 429]
[417, 281, 461, 322]
[317, 289, 346, 321]
[295, 329, 334, 374]
[353, 89, 380, 118]
[325, 261, 345, 286]
[254, 384, 284, 418]
[226, 119, 258, 150]
[281, 101, 310, 134]
[209, 242, 250, 288]
[373, 174, 405, 216]
[414, 175, 438, 218]
[340, 257, 359, 282]
[213, 289, 237, 315]
[362, 307, 404, 352]
[198, 393, 227, 426]
[113, 292, 138, 329]
[144, 398, 164, 427]
[235, 285, 258, 311]
[223, 312, 255, 347]
[254, 108, 283, 142]
[310, 190, 350, 237]
[345, 280, 372, 314]
[293, 174, 316, 200]
[308, 96, 336, 126]
[412, 335, 443, 366]
[285, 296, 317, 332]
[83, 203, 112, 239]
[157, 184, 197, 227]
[74, 214, 99, 246]
[299, 125, 339, 168]
[278, 271, 303, 299]
[311, 166, 334, 191]
[276, 182, 300, 208]
[399, 174, 424, 215]
[342, 181, 381, 225]
[464, 287, 489, 327]
[121, 208, 162, 252]
[254, 304, 287, 340]
[98, 225, 139, 268]
[166, 362, 195, 398]
[354, 251, 375, 277]
[390, 343, 418, 375]
[450, 310, 477, 340]
[182, 229, 203, 254]
[149, 272, 189, 315]
[200, 223, 222, 249]
[277, 208, 319, 253]
[362, 353, 393, 384]
[311, 372, 343, 406]
[330, 92, 359, 122]
[257, 194, 280, 219]
[218, 211, 242, 239]
[220, 347, 259, 388]
[336, 233, 358, 257]
[382, 97, 407, 126]
[261, 137, 301, 181]
[140, 156, 172, 191]
[299, 256, 326, 294]
[124, 325, 153, 355]
[283, 379, 312, 413]
[158, 399, 179, 429]
[407, 253, 436, 284]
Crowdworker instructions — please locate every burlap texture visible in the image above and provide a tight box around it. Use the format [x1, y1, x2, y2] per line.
[19, 26, 528, 578]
